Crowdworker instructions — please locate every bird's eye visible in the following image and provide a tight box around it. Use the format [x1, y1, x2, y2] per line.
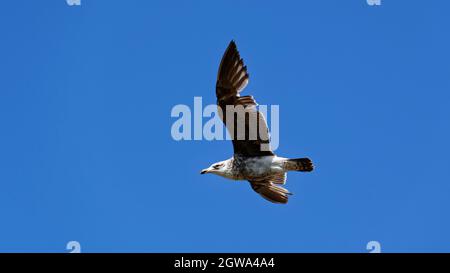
[213, 164, 223, 169]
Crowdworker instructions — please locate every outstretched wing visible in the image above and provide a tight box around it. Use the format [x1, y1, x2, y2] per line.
[249, 179, 291, 204]
[216, 41, 274, 157]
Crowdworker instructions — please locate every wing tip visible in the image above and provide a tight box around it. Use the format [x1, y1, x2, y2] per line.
[227, 40, 240, 53]
[226, 40, 237, 53]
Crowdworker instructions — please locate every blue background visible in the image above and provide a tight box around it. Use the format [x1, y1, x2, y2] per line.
[0, 0, 449, 252]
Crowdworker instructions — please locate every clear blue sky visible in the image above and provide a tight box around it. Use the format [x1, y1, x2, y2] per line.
[0, 1, 449, 253]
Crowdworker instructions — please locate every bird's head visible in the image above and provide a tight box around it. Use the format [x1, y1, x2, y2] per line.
[200, 160, 228, 176]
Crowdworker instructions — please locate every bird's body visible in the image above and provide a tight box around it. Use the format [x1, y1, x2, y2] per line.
[211, 155, 285, 181]
[201, 41, 314, 204]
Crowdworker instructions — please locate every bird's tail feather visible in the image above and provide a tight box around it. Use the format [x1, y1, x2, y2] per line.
[284, 158, 314, 172]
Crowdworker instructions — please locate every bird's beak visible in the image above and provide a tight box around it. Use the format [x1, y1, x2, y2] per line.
[200, 169, 208, 174]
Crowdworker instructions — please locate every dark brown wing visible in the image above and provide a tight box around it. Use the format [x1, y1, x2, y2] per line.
[216, 41, 274, 157]
[249, 180, 291, 204]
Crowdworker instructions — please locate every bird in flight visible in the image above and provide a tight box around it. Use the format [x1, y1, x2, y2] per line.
[201, 41, 314, 204]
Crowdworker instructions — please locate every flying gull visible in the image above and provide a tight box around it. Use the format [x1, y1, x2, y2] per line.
[201, 41, 314, 204]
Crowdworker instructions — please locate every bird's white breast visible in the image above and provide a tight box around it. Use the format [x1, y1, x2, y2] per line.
[238, 155, 285, 180]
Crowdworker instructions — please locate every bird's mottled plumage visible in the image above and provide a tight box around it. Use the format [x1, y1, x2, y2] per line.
[201, 41, 314, 204]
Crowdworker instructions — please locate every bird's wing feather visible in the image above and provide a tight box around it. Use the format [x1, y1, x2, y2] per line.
[265, 172, 287, 185]
[249, 180, 291, 204]
[216, 41, 274, 157]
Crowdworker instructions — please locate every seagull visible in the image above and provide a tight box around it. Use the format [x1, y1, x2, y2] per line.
[201, 41, 314, 204]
